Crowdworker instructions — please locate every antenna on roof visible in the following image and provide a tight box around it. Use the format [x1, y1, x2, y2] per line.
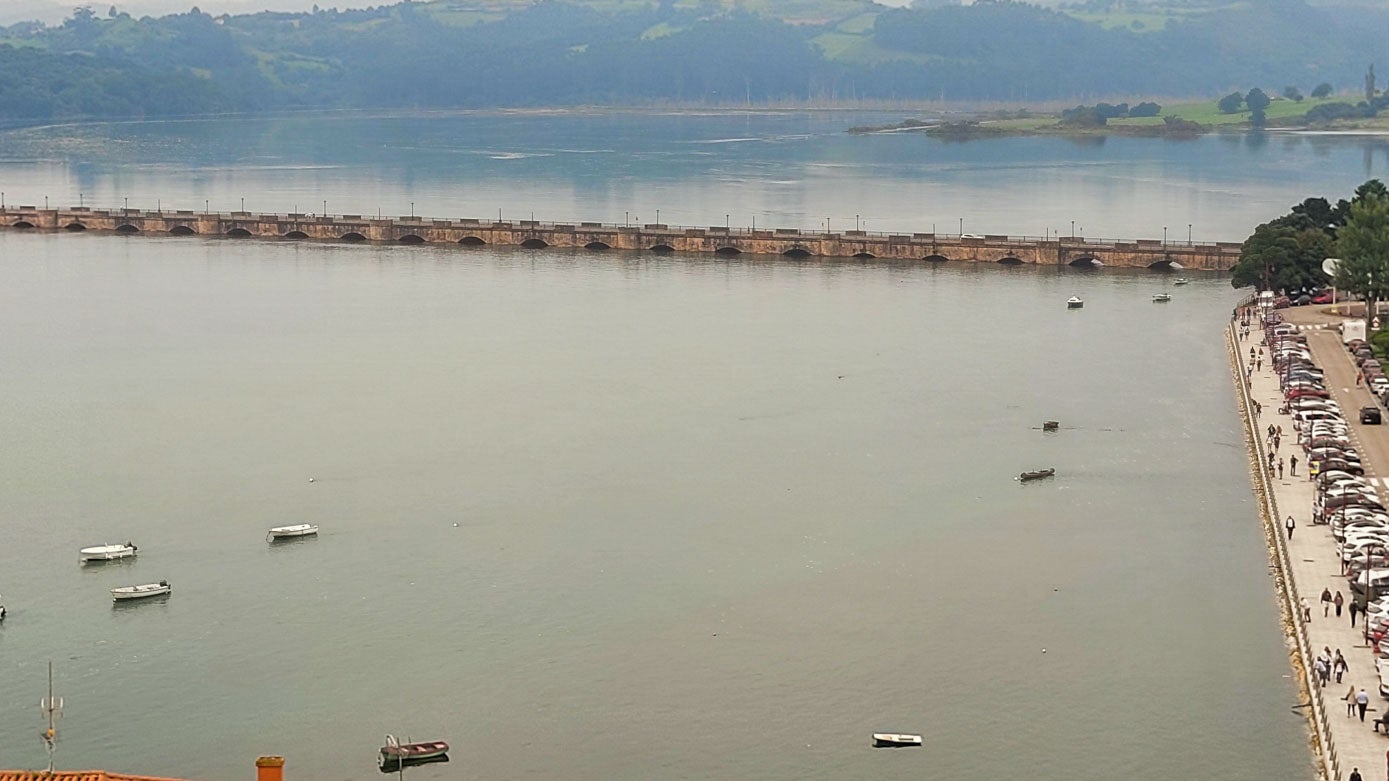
[40, 660, 64, 773]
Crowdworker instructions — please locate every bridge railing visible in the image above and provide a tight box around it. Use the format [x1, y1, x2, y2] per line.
[0, 204, 1237, 250]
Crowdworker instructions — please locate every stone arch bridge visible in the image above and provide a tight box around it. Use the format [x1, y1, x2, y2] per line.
[1, 206, 1240, 271]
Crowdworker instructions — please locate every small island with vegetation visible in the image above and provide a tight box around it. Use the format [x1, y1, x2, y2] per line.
[849, 72, 1389, 139]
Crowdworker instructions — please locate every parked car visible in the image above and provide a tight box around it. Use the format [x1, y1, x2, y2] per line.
[1313, 291, 1335, 304]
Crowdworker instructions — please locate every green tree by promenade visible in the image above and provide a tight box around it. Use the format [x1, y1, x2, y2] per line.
[1232, 222, 1332, 291]
[1333, 182, 1389, 328]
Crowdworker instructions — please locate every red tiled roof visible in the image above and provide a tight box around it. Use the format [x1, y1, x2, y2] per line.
[0, 767, 198, 772]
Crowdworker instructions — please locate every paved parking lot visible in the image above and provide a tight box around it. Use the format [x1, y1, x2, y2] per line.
[1246, 306, 1389, 781]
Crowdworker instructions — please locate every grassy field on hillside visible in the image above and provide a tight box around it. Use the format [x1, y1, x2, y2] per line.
[1109, 95, 1344, 126]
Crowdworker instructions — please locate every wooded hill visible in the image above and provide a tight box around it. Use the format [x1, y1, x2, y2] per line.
[0, 0, 1385, 121]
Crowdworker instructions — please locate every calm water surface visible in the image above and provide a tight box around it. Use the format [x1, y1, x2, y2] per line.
[0, 110, 1387, 240]
[0, 111, 1358, 778]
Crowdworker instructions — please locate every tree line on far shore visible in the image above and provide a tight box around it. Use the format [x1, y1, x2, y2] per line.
[1, 0, 1389, 122]
[1233, 180, 1389, 329]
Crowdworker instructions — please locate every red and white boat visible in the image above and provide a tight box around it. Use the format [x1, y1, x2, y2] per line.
[378, 734, 449, 769]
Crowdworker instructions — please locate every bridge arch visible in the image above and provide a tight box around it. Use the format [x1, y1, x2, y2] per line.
[584, 241, 611, 250]
[398, 234, 426, 244]
[115, 224, 140, 234]
[1069, 256, 1102, 267]
[924, 254, 949, 262]
[996, 256, 1024, 265]
[520, 238, 549, 249]
[783, 247, 812, 258]
[714, 246, 742, 256]
[12, 220, 35, 229]
[170, 225, 196, 235]
[853, 251, 875, 259]
[649, 244, 675, 254]
[227, 227, 252, 238]
[1147, 259, 1183, 270]
[64, 223, 87, 231]
[341, 232, 366, 242]
[459, 236, 486, 246]
[283, 230, 309, 240]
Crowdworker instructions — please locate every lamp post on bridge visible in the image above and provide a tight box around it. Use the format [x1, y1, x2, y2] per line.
[79, 193, 83, 208]
[1188, 223, 1193, 245]
[856, 214, 861, 232]
[123, 196, 128, 212]
[205, 199, 209, 214]
[958, 217, 963, 236]
[323, 200, 327, 217]
[240, 197, 245, 213]
[725, 214, 729, 231]
[1163, 226, 1168, 247]
[1071, 220, 1075, 239]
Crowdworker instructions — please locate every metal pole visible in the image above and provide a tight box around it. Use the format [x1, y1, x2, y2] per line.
[44, 196, 48, 210]
[1071, 220, 1075, 239]
[656, 209, 660, 224]
[856, 214, 860, 231]
[79, 193, 83, 207]
[725, 214, 729, 230]
[240, 197, 244, 212]
[1188, 224, 1192, 245]
[959, 217, 963, 236]
[1163, 226, 1168, 247]
[323, 200, 327, 216]
[205, 199, 209, 214]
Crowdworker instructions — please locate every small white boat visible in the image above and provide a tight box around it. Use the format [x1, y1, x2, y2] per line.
[80, 542, 138, 562]
[1152, 294, 1172, 303]
[1173, 278, 1190, 285]
[267, 524, 319, 541]
[110, 580, 171, 601]
[873, 733, 923, 748]
[1067, 296, 1084, 309]
[0, 594, 6, 621]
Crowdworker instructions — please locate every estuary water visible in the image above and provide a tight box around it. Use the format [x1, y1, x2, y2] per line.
[1, 110, 1385, 779]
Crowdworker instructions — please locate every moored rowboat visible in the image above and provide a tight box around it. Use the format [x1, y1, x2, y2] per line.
[378, 734, 449, 768]
[80, 542, 138, 562]
[267, 524, 319, 541]
[111, 580, 171, 601]
[1019, 468, 1056, 482]
[873, 733, 923, 747]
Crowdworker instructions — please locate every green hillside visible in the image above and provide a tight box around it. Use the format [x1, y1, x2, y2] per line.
[0, 0, 1387, 122]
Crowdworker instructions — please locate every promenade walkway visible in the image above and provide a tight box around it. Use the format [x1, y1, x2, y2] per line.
[1237, 309, 1389, 781]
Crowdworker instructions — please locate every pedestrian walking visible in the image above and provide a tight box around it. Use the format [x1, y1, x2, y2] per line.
[1268, 424, 1275, 438]
[1277, 425, 1283, 437]
[1269, 451, 1276, 470]
[1278, 459, 1284, 479]
[1314, 657, 1327, 687]
[1291, 454, 1298, 475]
[1357, 370, 1363, 386]
[1348, 767, 1361, 781]
[1334, 650, 1349, 683]
[1301, 596, 1312, 621]
[1335, 591, 1345, 617]
[1274, 434, 1280, 451]
[1256, 357, 1262, 371]
[1287, 515, 1296, 539]
[1357, 687, 1369, 720]
[1346, 684, 1357, 717]
[1351, 599, 1361, 627]
[1323, 588, 1334, 616]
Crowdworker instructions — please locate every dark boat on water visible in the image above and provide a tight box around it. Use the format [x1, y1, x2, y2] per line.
[1019, 468, 1056, 482]
[1042, 421, 1059, 431]
[378, 734, 450, 770]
